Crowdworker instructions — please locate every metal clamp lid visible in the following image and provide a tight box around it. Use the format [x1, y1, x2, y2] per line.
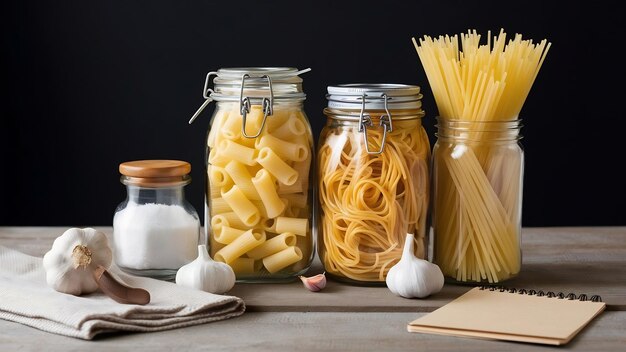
[326, 83, 423, 111]
[327, 84, 423, 154]
[189, 67, 310, 125]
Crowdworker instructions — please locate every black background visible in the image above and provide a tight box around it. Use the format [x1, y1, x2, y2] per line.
[1, 1, 624, 226]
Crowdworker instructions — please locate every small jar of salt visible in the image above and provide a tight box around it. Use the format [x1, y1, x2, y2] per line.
[113, 160, 200, 280]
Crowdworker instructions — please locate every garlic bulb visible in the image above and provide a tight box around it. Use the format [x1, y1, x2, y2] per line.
[176, 245, 235, 294]
[386, 233, 444, 298]
[42, 228, 113, 295]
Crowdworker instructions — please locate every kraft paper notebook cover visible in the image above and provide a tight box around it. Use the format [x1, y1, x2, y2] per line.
[408, 287, 606, 345]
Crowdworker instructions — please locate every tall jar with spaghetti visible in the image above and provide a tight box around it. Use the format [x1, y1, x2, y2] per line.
[318, 84, 430, 284]
[432, 119, 523, 283]
[413, 29, 551, 283]
[189, 67, 314, 282]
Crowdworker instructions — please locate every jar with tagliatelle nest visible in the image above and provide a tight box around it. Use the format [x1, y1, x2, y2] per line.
[190, 67, 315, 282]
[317, 84, 430, 284]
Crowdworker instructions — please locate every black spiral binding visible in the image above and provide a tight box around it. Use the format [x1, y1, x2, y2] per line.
[479, 286, 602, 302]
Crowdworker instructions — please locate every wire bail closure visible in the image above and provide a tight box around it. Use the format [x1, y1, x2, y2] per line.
[189, 71, 218, 124]
[188, 72, 275, 133]
[239, 74, 274, 138]
[358, 93, 393, 154]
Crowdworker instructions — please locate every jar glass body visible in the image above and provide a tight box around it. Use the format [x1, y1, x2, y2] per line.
[432, 118, 523, 284]
[113, 180, 200, 280]
[317, 111, 430, 284]
[205, 100, 315, 282]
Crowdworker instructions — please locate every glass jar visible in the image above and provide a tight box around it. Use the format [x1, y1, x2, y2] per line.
[432, 118, 523, 284]
[190, 67, 314, 282]
[113, 160, 200, 280]
[317, 84, 430, 284]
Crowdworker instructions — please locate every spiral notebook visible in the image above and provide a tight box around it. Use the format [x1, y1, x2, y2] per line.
[408, 286, 606, 345]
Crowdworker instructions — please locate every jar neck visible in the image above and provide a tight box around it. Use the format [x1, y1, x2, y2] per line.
[436, 118, 522, 143]
[216, 100, 304, 108]
[325, 115, 424, 129]
[324, 108, 424, 125]
[126, 185, 186, 206]
[211, 68, 307, 103]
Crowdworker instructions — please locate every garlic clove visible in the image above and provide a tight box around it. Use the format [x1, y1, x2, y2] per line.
[299, 272, 326, 292]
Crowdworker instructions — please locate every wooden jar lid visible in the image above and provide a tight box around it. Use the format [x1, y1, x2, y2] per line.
[119, 160, 191, 177]
[119, 160, 191, 187]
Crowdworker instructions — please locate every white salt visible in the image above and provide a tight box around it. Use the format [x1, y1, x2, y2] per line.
[113, 203, 199, 270]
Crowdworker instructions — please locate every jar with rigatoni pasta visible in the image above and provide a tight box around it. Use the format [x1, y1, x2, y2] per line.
[318, 84, 430, 284]
[189, 67, 314, 282]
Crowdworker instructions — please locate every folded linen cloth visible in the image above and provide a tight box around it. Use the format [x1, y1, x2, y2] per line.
[0, 246, 245, 340]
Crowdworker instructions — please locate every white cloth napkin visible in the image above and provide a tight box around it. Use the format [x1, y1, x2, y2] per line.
[0, 246, 245, 340]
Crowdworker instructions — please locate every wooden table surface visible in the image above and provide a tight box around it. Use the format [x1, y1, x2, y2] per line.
[1, 226, 625, 351]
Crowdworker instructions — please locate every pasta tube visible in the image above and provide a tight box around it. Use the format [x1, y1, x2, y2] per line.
[207, 105, 314, 278]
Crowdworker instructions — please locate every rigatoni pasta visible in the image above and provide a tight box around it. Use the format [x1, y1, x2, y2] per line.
[218, 139, 258, 166]
[229, 257, 255, 275]
[211, 197, 232, 215]
[275, 217, 308, 236]
[214, 229, 266, 264]
[262, 246, 303, 274]
[206, 103, 313, 279]
[221, 185, 261, 227]
[257, 147, 299, 186]
[252, 169, 286, 218]
[221, 110, 250, 141]
[208, 166, 232, 188]
[214, 225, 246, 245]
[271, 117, 307, 141]
[255, 134, 308, 162]
[247, 232, 297, 260]
[213, 212, 247, 230]
[276, 179, 303, 194]
[225, 160, 261, 200]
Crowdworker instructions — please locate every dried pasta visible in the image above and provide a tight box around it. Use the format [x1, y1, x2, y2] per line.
[229, 257, 255, 275]
[213, 212, 247, 230]
[414, 29, 550, 282]
[318, 119, 430, 282]
[214, 229, 266, 264]
[207, 104, 313, 278]
[221, 185, 261, 227]
[255, 134, 308, 162]
[262, 246, 303, 274]
[219, 139, 257, 166]
[208, 166, 232, 188]
[275, 217, 308, 236]
[225, 160, 261, 200]
[247, 232, 297, 260]
[211, 197, 232, 215]
[252, 169, 286, 218]
[257, 147, 299, 186]
[214, 225, 246, 245]
[271, 117, 307, 141]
